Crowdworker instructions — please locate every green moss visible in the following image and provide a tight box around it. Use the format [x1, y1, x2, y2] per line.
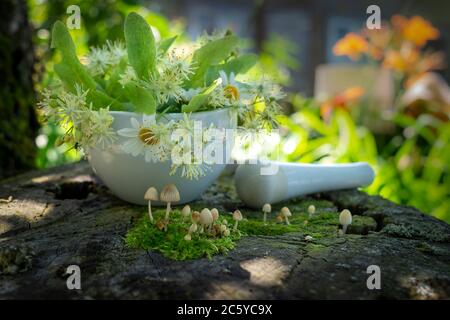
[125, 199, 343, 260]
[125, 209, 240, 260]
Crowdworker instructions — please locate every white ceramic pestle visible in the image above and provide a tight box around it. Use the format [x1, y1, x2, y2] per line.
[234, 161, 375, 208]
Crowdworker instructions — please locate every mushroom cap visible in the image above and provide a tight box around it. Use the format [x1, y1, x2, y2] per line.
[200, 208, 213, 225]
[232, 210, 243, 221]
[144, 187, 159, 201]
[280, 207, 292, 217]
[184, 234, 192, 241]
[181, 205, 191, 216]
[189, 223, 198, 233]
[160, 184, 180, 203]
[191, 211, 200, 223]
[339, 209, 352, 225]
[211, 208, 219, 221]
[262, 203, 272, 213]
[307, 205, 316, 214]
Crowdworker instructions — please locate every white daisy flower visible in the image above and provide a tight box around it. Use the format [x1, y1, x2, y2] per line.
[117, 115, 172, 163]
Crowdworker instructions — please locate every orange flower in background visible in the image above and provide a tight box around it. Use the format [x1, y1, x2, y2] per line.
[383, 48, 420, 73]
[320, 87, 365, 120]
[397, 16, 439, 47]
[333, 33, 369, 60]
[362, 26, 391, 61]
[391, 15, 408, 32]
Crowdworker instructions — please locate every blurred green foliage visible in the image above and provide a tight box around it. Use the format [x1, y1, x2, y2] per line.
[278, 96, 450, 222]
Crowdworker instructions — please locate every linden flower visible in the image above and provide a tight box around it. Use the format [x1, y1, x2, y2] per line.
[89, 108, 116, 149]
[117, 115, 172, 162]
[333, 32, 369, 61]
[86, 41, 126, 76]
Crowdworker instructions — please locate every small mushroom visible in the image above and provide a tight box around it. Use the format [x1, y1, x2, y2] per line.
[262, 203, 271, 224]
[211, 208, 219, 222]
[339, 209, 352, 235]
[192, 211, 200, 223]
[307, 205, 316, 217]
[305, 235, 313, 241]
[210, 208, 219, 232]
[189, 223, 198, 234]
[223, 228, 230, 237]
[280, 207, 292, 225]
[160, 184, 180, 220]
[200, 208, 213, 233]
[181, 205, 191, 221]
[184, 222, 198, 241]
[144, 187, 158, 222]
[232, 210, 243, 231]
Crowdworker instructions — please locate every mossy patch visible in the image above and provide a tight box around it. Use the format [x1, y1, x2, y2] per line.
[125, 199, 344, 260]
[125, 209, 240, 260]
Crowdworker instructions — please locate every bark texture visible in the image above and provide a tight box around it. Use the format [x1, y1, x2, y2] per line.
[0, 0, 38, 179]
[0, 162, 449, 299]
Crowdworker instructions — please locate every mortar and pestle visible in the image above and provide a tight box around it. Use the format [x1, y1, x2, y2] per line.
[234, 161, 375, 208]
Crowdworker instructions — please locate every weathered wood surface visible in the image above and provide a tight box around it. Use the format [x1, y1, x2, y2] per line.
[0, 161, 449, 299]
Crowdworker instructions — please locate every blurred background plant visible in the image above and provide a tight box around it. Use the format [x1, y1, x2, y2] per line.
[24, 1, 449, 222]
[275, 15, 450, 221]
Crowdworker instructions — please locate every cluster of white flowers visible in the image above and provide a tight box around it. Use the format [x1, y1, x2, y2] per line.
[129, 51, 193, 105]
[86, 41, 127, 76]
[117, 113, 222, 180]
[41, 26, 286, 181]
[38, 85, 116, 149]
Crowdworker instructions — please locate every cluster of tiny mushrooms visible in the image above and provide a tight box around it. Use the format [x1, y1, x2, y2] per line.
[144, 184, 238, 240]
[144, 185, 353, 241]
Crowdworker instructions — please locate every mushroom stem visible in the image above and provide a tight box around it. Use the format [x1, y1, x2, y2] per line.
[342, 224, 348, 235]
[165, 202, 171, 220]
[233, 220, 239, 231]
[285, 216, 290, 225]
[148, 201, 154, 222]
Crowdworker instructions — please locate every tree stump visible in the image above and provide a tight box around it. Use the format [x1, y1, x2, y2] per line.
[1, 161, 449, 299]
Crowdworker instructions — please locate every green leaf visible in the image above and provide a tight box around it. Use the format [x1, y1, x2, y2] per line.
[87, 90, 124, 111]
[53, 63, 77, 92]
[124, 83, 156, 114]
[205, 53, 258, 85]
[187, 35, 239, 88]
[158, 36, 177, 54]
[51, 21, 96, 90]
[105, 58, 128, 100]
[124, 12, 157, 79]
[181, 79, 221, 113]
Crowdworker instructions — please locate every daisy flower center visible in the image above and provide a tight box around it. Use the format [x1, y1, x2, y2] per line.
[139, 127, 158, 145]
[224, 84, 239, 101]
